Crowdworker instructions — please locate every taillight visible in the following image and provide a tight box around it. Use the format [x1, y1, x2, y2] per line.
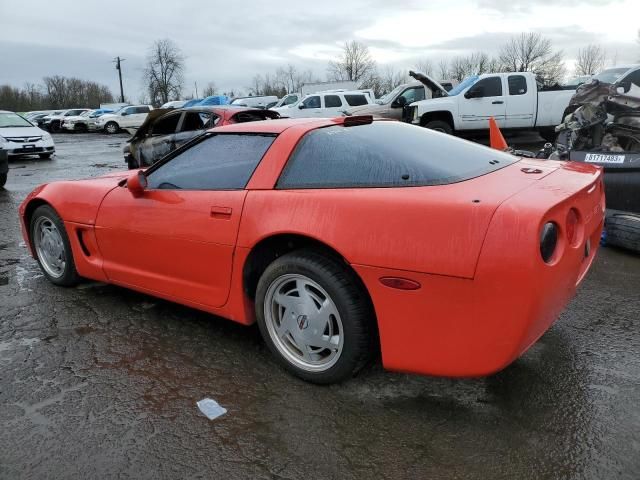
[566, 208, 580, 246]
[540, 222, 558, 263]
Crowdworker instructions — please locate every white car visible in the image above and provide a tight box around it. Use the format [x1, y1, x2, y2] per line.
[92, 105, 153, 134]
[0, 110, 55, 159]
[271, 91, 372, 118]
[61, 110, 95, 132]
[230, 95, 278, 108]
[42, 108, 91, 132]
[270, 93, 302, 109]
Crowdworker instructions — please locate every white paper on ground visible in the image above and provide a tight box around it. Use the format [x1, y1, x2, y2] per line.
[197, 398, 227, 420]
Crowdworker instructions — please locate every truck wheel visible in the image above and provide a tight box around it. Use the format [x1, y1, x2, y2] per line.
[606, 214, 640, 254]
[105, 122, 119, 134]
[538, 128, 557, 143]
[424, 120, 453, 135]
[0, 173, 6, 188]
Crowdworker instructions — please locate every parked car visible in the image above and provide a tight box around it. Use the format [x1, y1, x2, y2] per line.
[124, 105, 281, 168]
[230, 95, 278, 109]
[42, 109, 91, 132]
[20, 116, 604, 384]
[91, 105, 153, 134]
[61, 109, 114, 132]
[406, 71, 576, 141]
[345, 71, 448, 120]
[160, 100, 188, 109]
[26, 113, 51, 127]
[0, 110, 55, 159]
[271, 91, 373, 118]
[271, 93, 302, 108]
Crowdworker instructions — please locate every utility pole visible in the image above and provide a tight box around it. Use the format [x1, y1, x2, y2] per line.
[114, 57, 125, 103]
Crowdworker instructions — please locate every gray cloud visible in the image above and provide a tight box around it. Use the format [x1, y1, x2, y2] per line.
[476, 0, 624, 12]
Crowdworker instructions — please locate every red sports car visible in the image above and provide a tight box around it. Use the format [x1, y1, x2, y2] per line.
[19, 116, 605, 384]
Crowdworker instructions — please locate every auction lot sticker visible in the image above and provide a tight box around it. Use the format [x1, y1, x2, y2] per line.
[585, 153, 626, 164]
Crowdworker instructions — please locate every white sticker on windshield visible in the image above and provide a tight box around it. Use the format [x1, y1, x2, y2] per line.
[585, 153, 625, 164]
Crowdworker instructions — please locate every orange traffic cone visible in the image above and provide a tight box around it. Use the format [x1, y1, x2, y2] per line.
[489, 116, 509, 151]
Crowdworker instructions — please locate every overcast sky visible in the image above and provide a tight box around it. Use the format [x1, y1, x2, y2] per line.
[1, 0, 638, 100]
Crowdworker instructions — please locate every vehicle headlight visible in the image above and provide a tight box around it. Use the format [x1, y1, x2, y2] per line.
[42, 133, 52, 141]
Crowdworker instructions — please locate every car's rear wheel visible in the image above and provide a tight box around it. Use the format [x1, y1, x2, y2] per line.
[255, 250, 374, 384]
[424, 120, 453, 135]
[30, 205, 80, 286]
[105, 122, 119, 134]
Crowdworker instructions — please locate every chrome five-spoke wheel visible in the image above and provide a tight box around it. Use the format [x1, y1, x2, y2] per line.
[33, 216, 66, 278]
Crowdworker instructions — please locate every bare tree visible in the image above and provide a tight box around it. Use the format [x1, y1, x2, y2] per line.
[144, 39, 185, 106]
[327, 40, 376, 82]
[202, 82, 217, 97]
[437, 59, 450, 80]
[499, 32, 566, 85]
[414, 58, 434, 76]
[380, 66, 405, 93]
[575, 44, 606, 75]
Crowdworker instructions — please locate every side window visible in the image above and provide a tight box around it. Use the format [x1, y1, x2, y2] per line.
[344, 94, 368, 106]
[324, 95, 343, 108]
[623, 70, 640, 88]
[508, 75, 527, 95]
[400, 87, 425, 104]
[180, 112, 209, 131]
[124, 107, 136, 115]
[471, 77, 503, 97]
[301, 96, 320, 109]
[136, 106, 150, 114]
[146, 134, 276, 190]
[152, 113, 181, 135]
[284, 95, 298, 105]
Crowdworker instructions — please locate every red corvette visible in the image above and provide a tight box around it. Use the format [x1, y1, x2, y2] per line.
[19, 116, 604, 383]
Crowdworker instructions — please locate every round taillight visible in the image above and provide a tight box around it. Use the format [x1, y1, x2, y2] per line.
[566, 208, 579, 246]
[540, 222, 558, 263]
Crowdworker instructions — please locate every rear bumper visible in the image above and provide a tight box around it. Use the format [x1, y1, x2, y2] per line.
[357, 165, 604, 377]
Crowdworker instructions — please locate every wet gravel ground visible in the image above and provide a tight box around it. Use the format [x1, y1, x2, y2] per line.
[1, 132, 639, 479]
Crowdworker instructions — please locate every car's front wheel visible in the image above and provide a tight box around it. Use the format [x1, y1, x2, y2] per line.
[256, 250, 374, 384]
[0, 173, 6, 188]
[105, 122, 119, 134]
[30, 205, 80, 286]
[39, 153, 52, 159]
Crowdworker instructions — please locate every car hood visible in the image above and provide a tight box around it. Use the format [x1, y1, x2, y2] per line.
[410, 96, 455, 109]
[0, 126, 47, 138]
[408, 71, 449, 97]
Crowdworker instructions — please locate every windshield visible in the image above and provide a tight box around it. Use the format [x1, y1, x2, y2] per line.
[447, 75, 479, 96]
[592, 68, 630, 84]
[0, 112, 33, 128]
[377, 85, 405, 104]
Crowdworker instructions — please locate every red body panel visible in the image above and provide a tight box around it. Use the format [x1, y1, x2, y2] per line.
[19, 118, 605, 377]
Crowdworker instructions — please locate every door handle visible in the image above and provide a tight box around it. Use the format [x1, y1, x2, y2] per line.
[210, 206, 232, 219]
[492, 100, 504, 104]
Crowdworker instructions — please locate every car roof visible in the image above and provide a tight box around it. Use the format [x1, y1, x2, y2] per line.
[206, 117, 336, 134]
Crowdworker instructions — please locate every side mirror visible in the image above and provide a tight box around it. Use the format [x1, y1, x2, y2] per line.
[121, 111, 129, 116]
[127, 170, 147, 196]
[298, 104, 305, 109]
[393, 96, 408, 108]
[465, 87, 484, 99]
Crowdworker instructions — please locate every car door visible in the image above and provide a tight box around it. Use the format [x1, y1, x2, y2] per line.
[119, 106, 136, 127]
[95, 133, 277, 308]
[173, 111, 215, 149]
[388, 86, 426, 120]
[138, 111, 183, 165]
[295, 95, 321, 117]
[132, 106, 150, 127]
[458, 76, 506, 129]
[322, 94, 345, 117]
[504, 74, 535, 128]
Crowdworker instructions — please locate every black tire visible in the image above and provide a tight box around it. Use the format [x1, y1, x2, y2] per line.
[0, 172, 6, 188]
[75, 124, 88, 133]
[30, 205, 80, 286]
[50, 121, 61, 133]
[423, 120, 453, 135]
[105, 122, 119, 134]
[606, 214, 640, 254]
[538, 128, 557, 143]
[39, 153, 52, 159]
[255, 249, 374, 384]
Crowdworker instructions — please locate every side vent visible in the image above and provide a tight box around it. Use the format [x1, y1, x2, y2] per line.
[76, 230, 91, 257]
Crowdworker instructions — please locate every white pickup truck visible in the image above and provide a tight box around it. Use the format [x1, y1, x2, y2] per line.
[407, 72, 576, 141]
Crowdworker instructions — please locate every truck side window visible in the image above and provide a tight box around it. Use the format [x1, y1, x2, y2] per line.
[623, 70, 640, 88]
[324, 95, 343, 108]
[508, 75, 527, 95]
[401, 87, 425, 104]
[472, 77, 502, 97]
[301, 96, 320, 109]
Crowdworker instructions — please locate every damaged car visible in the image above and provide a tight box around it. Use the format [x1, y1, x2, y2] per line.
[546, 67, 640, 253]
[344, 71, 448, 120]
[124, 106, 280, 169]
